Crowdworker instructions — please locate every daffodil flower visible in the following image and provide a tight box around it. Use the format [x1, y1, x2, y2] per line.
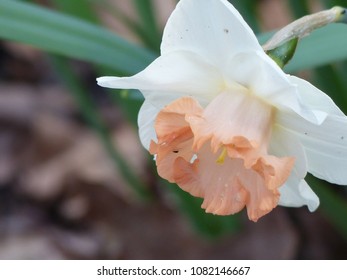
[97, 0, 347, 221]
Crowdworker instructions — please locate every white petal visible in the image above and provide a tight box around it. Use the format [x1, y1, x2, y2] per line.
[270, 125, 319, 211]
[279, 177, 319, 212]
[137, 93, 198, 150]
[277, 112, 347, 185]
[288, 76, 345, 117]
[138, 91, 203, 150]
[137, 100, 159, 150]
[97, 51, 223, 103]
[161, 0, 262, 68]
[226, 52, 320, 124]
[270, 124, 307, 179]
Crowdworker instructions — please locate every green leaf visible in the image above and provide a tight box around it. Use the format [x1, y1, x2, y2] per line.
[132, 0, 161, 52]
[0, 0, 156, 75]
[50, 0, 99, 23]
[320, 0, 347, 9]
[287, 0, 310, 18]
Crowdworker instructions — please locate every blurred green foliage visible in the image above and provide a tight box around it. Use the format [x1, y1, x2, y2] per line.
[0, 0, 347, 239]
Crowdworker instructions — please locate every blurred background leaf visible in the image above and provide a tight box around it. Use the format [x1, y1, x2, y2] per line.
[0, 0, 155, 75]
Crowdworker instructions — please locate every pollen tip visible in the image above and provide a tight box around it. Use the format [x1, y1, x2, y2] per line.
[216, 147, 228, 164]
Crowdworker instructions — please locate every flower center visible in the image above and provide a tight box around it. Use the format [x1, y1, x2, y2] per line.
[216, 147, 228, 164]
[149, 91, 295, 221]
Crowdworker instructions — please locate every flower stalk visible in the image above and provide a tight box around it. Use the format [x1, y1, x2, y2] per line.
[263, 6, 347, 52]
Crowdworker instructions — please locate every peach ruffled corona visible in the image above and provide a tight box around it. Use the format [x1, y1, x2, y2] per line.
[97, 0, 347, 221]
[150, 91, 295, 221]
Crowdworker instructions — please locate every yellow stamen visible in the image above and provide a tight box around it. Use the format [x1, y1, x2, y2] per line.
[216, 147, 228, 164]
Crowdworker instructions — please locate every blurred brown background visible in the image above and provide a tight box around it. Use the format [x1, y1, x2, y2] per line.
[1, 0, 347, 259]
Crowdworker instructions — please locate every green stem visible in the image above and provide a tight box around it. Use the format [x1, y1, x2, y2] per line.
[266, 38, 298, 68]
